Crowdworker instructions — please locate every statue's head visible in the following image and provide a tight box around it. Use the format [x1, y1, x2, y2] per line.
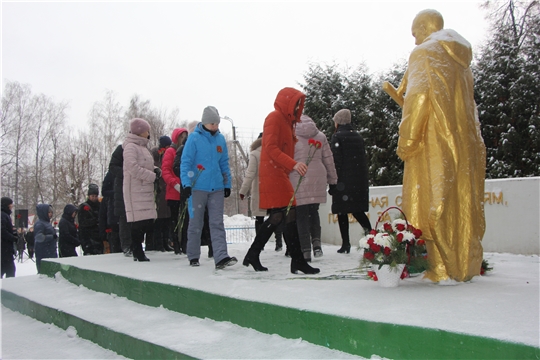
[411, 9, 444, 45]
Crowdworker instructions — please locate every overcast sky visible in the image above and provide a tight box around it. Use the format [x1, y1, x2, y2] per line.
[2, 1, 490, 142]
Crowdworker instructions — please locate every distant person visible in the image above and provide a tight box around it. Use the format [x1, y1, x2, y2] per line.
[26, 226, 35, 259]
[16, 228, 26, 263]
[123, 118, 159, 262]
[58, 204, 81, 258]
[1, 197, 17, 277]
[34, 204, 58, 273]
[109, 144, 132, 256]
[150, 135, 173, 252]
[290, 115, 337, 261]
[162, 127, 189, 254]
[180, 106, 237, 269]
[329, 109, 372, 254]
[78, 184, 103, 255]
[239, 132, 285, 252]
[242, 87, 319, 274]
[100, 170, 122, 253]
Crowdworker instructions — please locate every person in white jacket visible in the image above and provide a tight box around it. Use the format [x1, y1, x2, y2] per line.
[289, 115, 337, 261]
[123, 118, 160, 262]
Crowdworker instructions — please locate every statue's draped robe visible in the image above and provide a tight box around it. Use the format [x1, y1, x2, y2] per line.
[397, 29, 486, 282]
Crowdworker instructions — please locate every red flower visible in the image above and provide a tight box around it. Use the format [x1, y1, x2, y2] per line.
[369, 229, 377, 235]
[75, 224, 79, 229]
[16, 214, 21, 219]
[158, 148, 166, 155]
[105, 228, 112, 233]
[383, 246, 392, 256]
[197, 164, 205, 171]
[413, 229, 423, 238]
[370, 243, 381, 252]
[383, 223, 393, 232]
[367, 271, 378, 281]
[417, 239, 425, 246]
[216, 146, 222, 153]
[364, 252, 374, 260]
[83, 205, 90, 211]
[401, 266, 409, 279]
[308, 138, 316, 146]
[315, 140, 322, 149]
[367, 238, 374, 245]
[396, 223, 406, 231]
[396, 233, 404, 242]
[53, 221, 58, 226]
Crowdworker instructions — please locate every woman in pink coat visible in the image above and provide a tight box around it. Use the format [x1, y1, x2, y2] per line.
[123, 118, 159, 262]
[290, 115, 337, 261]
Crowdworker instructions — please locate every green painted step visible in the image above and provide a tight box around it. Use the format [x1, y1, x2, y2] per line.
[37, 260, 539, 360]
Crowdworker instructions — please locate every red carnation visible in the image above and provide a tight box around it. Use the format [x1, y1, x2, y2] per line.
[315, 140, 322, 149]
[396, 223, 406, 231]
[75, 224, 79, 229]
[196, 164, 205, 171]
[308, 138, 316, 146]
[367, 238, 374, 245]
[83, 205, 90, 211]
[383, 246, 392, 256]
[364, 252, 374, 260]
[401, 266, 409, 279]
[53, 221, 58, 226]
[367, 271, 378, 281]
[413, 229, 423, 238]
[369, 229, 377, 235]
[383, 223, 393, 232]
[417, 239, 425, 246]
[370, 243, 381, 252]
[397, 233, 404, 242]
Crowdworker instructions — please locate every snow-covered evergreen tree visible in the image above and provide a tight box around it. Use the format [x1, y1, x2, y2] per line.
[473, 0, 540, 178]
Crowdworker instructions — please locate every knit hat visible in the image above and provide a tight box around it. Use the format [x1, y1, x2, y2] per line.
[201, 106, 220, 125]
[129, 118, 151, 135]
[333, 109, 351, 125]
[1, 197, 13, 208]
[88, 183, 99, 196]
[159, 135, 172, 148]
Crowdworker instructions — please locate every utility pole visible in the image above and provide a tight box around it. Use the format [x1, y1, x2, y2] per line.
[221, 116, 241, 215]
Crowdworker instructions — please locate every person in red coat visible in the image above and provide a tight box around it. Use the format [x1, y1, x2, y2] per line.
[243, 87, 320, 275]
[162, 127, 188, 254]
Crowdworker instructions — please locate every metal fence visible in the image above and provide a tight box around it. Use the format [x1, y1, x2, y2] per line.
[225, 226, 256, 244]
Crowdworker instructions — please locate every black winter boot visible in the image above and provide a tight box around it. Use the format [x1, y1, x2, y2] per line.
[283, 220, 319, 275]
[133, 242, 150, 262]
[243, 248, 268, 271]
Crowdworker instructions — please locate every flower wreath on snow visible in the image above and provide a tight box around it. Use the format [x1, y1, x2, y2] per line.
[359, 207, 429, 280]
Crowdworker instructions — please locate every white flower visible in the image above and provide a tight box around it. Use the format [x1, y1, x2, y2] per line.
[392, 219, 407, 232]
[400, 231, 416, 242]
[374, 232, 392, 248]
[359, 236, 370, 249]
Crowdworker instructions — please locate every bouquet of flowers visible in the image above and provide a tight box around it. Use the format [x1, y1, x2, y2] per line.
[285, 138, 322, 216]
[359, 207, 429, 277]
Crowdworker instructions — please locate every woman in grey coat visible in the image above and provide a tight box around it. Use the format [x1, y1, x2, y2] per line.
[290, 115, 337, 261]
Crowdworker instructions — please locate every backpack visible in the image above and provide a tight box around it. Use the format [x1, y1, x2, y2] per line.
[173, 145, 184, 177]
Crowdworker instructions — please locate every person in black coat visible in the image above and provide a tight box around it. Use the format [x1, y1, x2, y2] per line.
[78, 184, 103, 255]
[100, 170, 122, 253]
[329, 109, 372, 254]
[1, 197, 17, 277]
[26, 226, 35, 259]
[109, 144, 132, 256]
[58, 204, 81, 257]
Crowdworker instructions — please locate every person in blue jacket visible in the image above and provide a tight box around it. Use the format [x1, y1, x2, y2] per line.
[180, 106, 237, 269]
[34, 204, 58, 273]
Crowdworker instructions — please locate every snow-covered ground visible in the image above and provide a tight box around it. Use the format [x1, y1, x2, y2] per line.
[1, 214, 539, 359]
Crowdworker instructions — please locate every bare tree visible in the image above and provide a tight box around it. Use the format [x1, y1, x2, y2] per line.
[88, 90, 124, 182]
[1, 81, 35, 206]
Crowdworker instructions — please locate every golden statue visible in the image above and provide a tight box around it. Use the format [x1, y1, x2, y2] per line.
[383, 9, 486, 282]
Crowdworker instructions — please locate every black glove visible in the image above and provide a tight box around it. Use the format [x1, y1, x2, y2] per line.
[224, 188, 231, 198]
[181, 186, 192, 199]
[328, 184, 337, 196]
[154, 167, 162, 179]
